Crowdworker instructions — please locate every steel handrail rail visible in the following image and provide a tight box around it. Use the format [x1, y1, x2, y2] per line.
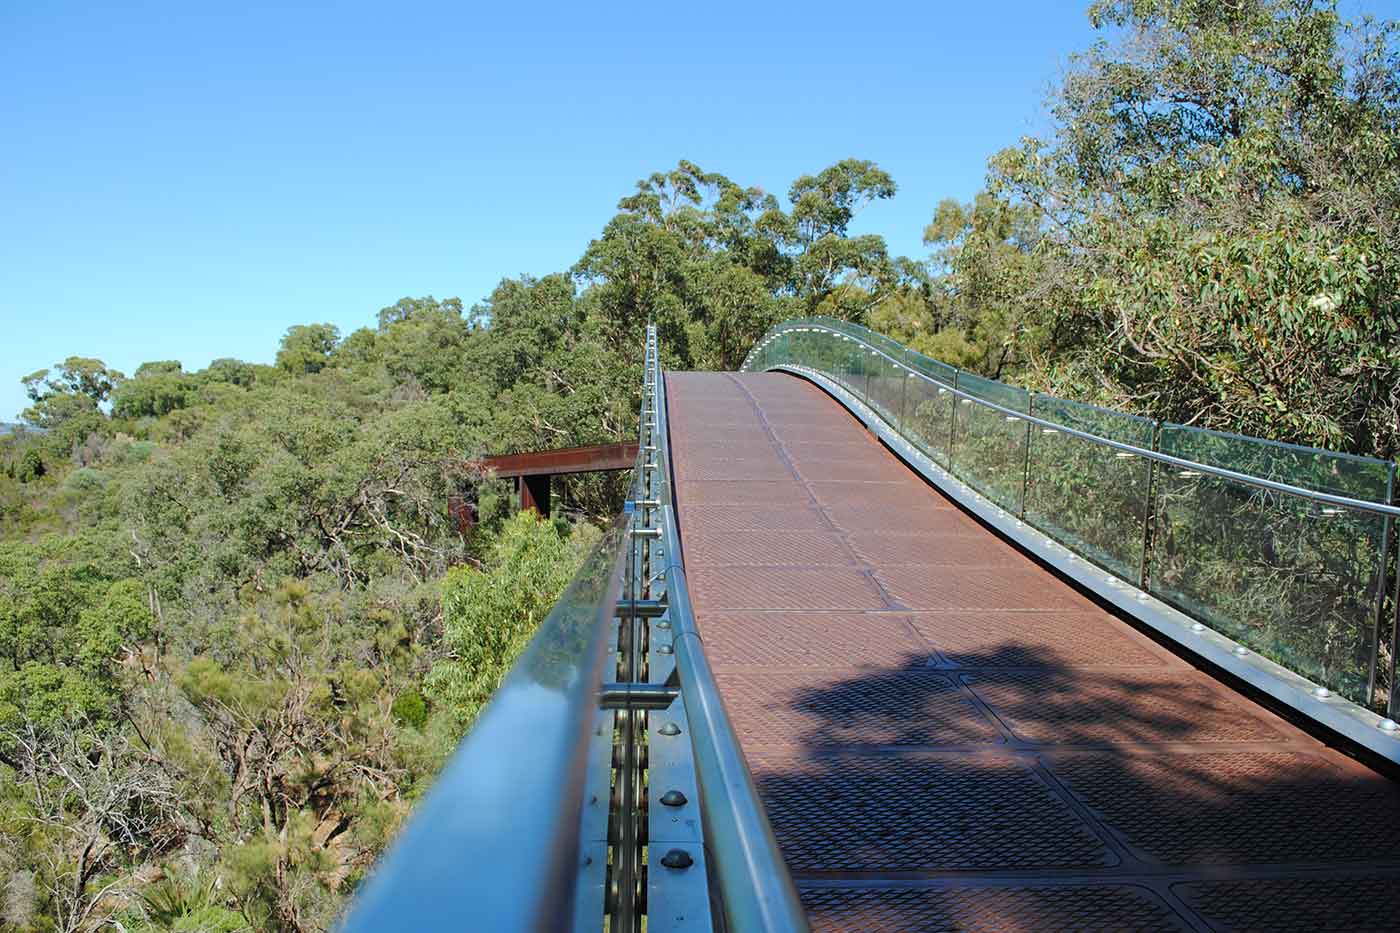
[647, 340, 810, 932]
[341, 516, 629, 930]
[757, 323, 1400, 519]
[344, 334, 659, 931]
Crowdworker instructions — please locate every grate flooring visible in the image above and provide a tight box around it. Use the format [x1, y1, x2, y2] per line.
[666, 370, 1400, 932]
[801, 884, 1189, 932]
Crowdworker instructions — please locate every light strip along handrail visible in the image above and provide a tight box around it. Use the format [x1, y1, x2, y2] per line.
[764, 323, 1400, 518]
[648, 336, 810, 932]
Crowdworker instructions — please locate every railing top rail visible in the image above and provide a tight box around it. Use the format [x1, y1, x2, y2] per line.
[342, 515, 628, 930]
[1160, 419, 1393, 469]
[753, 321, 1400, 519]
[344, 327, 658, 930]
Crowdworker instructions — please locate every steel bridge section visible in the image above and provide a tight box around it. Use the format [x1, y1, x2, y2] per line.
[664, 369, 1400, 931]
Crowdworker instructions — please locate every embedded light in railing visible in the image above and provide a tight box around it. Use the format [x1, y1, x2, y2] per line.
[1320, 507, 1343, 516]
[1041, 428, 1060, 434]
[960, 399, 973, 405]
[1005, 415, 1020, 422]
[1178, 470, 1202, 478]
[1114, 452, 1136, 459]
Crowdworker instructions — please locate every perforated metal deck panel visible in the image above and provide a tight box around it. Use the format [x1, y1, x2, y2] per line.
[665, 371, 1400, 933]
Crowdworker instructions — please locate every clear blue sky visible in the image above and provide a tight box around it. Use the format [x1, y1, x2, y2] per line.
[1, 1, 1113, 421]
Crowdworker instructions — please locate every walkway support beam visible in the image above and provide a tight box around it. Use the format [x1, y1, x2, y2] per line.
[518, 473, 551, 517]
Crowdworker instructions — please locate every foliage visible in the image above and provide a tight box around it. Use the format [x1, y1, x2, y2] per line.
[275, 324, 341, 375]
[123, 870, 248, 932]
[574, 157, 909, 372]
[0, 153, 921, 930]
[426, 511, 594, 733]
[877, 0, 1400, 460]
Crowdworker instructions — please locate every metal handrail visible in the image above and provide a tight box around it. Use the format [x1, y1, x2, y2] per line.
[341, 516, 628, 930]
[345, 326, 810, 931]
[750, 323, 1400, 519]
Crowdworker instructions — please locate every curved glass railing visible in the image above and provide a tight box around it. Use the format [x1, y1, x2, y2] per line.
[344, 327, 806, 932]
[744, 318, 1400, 716]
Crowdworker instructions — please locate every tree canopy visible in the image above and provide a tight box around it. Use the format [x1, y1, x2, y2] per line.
[878, 0, 1400, 457]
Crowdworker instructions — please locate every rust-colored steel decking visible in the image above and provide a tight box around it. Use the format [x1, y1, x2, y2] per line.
[665, 371, 1400, 932]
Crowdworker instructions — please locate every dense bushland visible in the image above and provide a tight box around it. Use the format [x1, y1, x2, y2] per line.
[0, 152, 928, 930]
[4, 1, 1397, 928]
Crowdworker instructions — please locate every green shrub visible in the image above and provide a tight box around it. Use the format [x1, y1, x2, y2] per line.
[16, 449, 44, 483]
[63, 467, 104, 492]
[390, 689, 428, 729]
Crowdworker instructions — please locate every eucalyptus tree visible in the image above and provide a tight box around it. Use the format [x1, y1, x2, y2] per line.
[956, 0, 1400, 456]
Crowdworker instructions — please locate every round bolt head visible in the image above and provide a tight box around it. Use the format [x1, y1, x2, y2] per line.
[1311, 686, 1331, 699]
[1233, 645, 1249, 657]
[1191, 622, 1206, 632]
[659, 849, 693, 869]
[659, 790, 687, 807]
[658, 721, 681, 736]
[656, 620, 671, 630]
[657, 643, 673, 655]
[1381, 718, 1400, 733]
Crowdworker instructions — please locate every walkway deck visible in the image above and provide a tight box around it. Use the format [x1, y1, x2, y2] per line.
[666, 370, 1400, 931]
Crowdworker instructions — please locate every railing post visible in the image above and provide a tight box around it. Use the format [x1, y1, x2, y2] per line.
[1390, 548, 1400, 718]
[947, 371, 960, 473]
[898, 362, 910, 432]
[1372, 462, 1396, 709]
[614, 329, 669, 931]
[1138, 421, 1162, 590]
[1019, 393, 1034, 518]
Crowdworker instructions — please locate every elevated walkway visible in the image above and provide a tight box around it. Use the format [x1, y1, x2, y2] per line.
[668, 370, 1400, 930]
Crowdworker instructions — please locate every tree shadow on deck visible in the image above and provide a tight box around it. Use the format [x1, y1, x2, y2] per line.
[737, 641, 1400, 932]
